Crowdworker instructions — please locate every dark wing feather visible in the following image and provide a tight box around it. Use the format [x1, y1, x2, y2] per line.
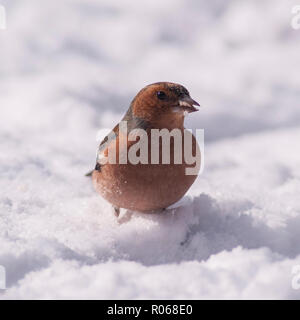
[87, 103, 150, 175]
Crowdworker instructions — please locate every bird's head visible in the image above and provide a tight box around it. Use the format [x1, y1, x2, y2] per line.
[130, 82, 200, 128]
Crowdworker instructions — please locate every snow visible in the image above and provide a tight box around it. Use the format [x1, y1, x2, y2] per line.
[0, 0, 300, 299]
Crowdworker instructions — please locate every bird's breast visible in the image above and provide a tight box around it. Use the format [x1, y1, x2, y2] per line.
[93, 128, 200, 212]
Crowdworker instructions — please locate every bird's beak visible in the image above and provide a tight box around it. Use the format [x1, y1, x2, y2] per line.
[178, 95, 200, 113]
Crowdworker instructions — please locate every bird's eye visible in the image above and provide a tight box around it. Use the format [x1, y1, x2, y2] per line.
[157, 91, 167, 100]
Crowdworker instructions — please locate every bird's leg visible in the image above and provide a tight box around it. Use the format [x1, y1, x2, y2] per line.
[113, 206, 120, 218]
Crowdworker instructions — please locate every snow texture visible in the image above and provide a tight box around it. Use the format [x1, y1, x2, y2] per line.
[0, 0, 300, 299]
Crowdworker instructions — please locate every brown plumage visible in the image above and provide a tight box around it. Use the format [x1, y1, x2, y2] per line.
[90, 82, 201, 215]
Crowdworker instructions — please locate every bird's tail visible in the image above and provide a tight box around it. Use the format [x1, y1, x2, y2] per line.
[85, 170, 94, 177]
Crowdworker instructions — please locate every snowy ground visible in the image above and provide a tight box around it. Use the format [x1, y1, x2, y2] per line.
[0, 0, 300, 299]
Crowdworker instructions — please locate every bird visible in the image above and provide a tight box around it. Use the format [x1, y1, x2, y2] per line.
[88, 82, 201, 216]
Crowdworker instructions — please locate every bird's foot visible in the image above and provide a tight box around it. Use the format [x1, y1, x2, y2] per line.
[112, 207, 134, 224]
[113, 206, 120, 218]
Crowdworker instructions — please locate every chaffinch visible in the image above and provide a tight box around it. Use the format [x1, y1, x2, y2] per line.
[88, 82, 201, 216]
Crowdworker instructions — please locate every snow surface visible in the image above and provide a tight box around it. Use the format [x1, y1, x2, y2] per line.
[1, 0, 300, 299]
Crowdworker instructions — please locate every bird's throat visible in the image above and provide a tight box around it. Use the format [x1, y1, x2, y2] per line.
[151, 112, 185, 130]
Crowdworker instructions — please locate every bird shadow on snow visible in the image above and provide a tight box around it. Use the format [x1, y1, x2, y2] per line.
[1, 194, 299, 288]
[112, 193, 300, 266]
[184, 194, 300, 259]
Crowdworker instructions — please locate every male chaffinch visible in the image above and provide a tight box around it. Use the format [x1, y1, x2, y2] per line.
[88, 82, 201, 216]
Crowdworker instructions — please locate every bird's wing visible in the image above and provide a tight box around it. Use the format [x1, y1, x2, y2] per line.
[94, 123, 120, 172]
[86, 105, 149, 176]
